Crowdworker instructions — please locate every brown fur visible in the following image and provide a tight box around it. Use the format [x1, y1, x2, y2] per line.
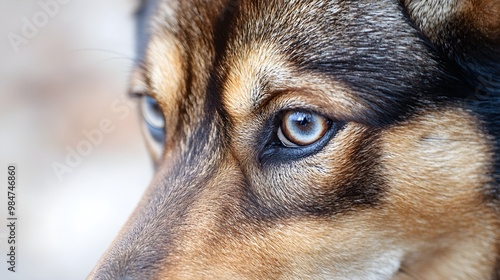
[89, 0, 500, 279]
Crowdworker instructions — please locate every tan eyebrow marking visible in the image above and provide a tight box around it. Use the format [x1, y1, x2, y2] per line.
[221, 43, 367, 124]
[222, 44, 288, 120]
[141, 33, 187, 136]
[129, 66, 149, 96]
[146, 34, 185, 107]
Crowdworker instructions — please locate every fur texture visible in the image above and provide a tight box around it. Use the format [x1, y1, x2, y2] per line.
[89, 0, 500, 279]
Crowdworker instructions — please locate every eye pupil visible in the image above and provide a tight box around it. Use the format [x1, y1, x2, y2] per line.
[296, 114, 310, 126]
[291, 114, 315, 135]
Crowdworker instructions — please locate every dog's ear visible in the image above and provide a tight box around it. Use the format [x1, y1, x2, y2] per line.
[404, 0, 500, 94]
[404, 0, 499, 43]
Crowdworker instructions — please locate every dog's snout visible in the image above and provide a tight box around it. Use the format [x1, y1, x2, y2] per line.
[88, 134, 248, 279]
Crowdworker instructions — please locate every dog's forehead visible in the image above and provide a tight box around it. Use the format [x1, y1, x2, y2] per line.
[141, 0, 454, 125]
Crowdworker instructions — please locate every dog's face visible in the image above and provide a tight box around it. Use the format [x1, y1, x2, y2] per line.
[89, 0, 500, 279]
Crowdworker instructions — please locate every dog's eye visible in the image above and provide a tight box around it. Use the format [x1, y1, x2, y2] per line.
[259, 110, 341, 163]
[278, 111, 330, 147]
[140, 96, 165, 143]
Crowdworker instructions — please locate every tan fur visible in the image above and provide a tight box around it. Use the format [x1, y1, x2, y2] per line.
[380, 107, 498, 279]
[144, 35, 185, 160]
[466, 0, 500, 40]
[406, 0, 500, 41]
[404, 0, 463, 40]
[223, 43, 372, 126]
[146, 35, 185, 121]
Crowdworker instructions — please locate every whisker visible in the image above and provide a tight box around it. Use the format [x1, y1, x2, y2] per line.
[67, 48, 136, 59]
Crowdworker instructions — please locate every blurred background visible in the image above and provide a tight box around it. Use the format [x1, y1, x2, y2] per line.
[0, 0, 153, 279]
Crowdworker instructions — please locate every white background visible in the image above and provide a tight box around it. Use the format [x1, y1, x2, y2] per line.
[0, 0, 152, 279]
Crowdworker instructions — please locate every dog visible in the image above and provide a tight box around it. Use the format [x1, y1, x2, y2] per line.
[88, 0, 500, 279]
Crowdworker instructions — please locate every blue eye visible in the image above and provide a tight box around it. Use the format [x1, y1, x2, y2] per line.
[277, 111, 330, 147]
[140, 96, 165, 143]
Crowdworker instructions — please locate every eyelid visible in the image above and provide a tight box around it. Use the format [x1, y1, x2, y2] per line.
[127, 88, 158, 101]
[127, 82, 149, 99]
[270, 106, 339, 130]
[128, 91, 145, 99]
[255, 91, 342, 124]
